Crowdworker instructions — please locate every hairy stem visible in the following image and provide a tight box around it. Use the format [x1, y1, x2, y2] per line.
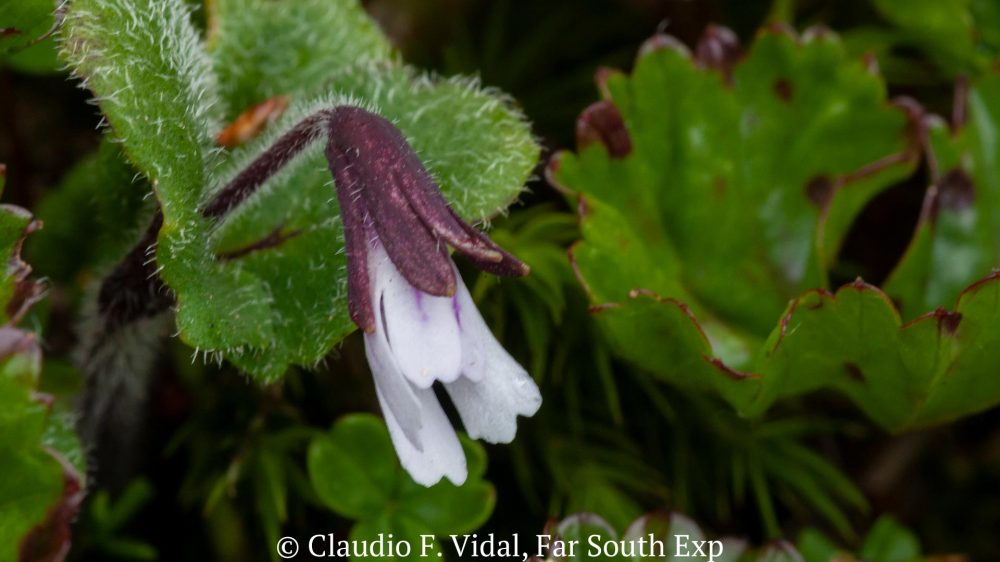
[96, 108, 334, 326]
[80, 109, 337, 489]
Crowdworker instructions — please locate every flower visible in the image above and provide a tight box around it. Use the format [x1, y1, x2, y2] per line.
[324, 107, 542, 486]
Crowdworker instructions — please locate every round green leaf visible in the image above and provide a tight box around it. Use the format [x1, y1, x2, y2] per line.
[348, 511, 438, 562]
[307, 414, 399, 519]
[397, 437, 495, 535]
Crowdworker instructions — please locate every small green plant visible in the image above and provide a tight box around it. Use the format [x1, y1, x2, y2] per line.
[308, 414, 495, 562]
[2, 0, 1000, 559]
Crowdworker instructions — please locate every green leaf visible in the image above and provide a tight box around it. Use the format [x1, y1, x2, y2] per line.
[556, 30, 912, 342]
[254, 448, 288, 555]
[308, 414, 496, 556]
[858, 516, 921, 562]
[0, 174, 82, 561]
[42, 410, 86, 477]
[27, 141, 153, 284]
[886, 71, 1000, 316]
[3, 35, 61, 74]
[972, 0, 1000, 51]
[78, 480, 157, 560]
[60, 0, 221, 190]
[0, 0, 54, 56]
[349, 512, 437, 562]
[62, 0, 538, 380]
[870, 0, 995, 75]
[397, 438, 495, 535]
[553, 28, 1000, 431]
[308, 414, 398, 519]
[796, 528, 840, 562]
[0, 378, 63, 562]
[0, 205, 37, 326]
[558, 458, 646, 533]
[206, 0, 392, 116]
[61, 0, 276, 354]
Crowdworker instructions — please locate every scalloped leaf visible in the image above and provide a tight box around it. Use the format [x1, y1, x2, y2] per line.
[885, 71, 1000, 317]
[60, 0, 538, 379]
[552, 28, 1000, 430]
[555, 29, 915, 347]
[0, 169, 84, 561]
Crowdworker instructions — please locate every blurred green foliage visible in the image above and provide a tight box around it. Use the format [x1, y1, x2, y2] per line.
[74, 480, 157, 560]
[547, 511, 929, 562]
[0, 0, 55, 56]
[0, 168, 83, 561]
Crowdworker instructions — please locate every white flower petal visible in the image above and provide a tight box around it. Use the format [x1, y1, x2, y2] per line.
[375, 382, 468, 486]
[364, 329, 423, 448]
[371, 244, 462, 388]
[445, 276, 542, 443]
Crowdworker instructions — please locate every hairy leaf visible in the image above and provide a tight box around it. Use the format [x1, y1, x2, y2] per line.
[60, 0, 538, 379]
[206, 0, 392, 117]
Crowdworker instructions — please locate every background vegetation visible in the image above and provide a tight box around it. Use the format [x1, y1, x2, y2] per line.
[2, 0, 999, 560]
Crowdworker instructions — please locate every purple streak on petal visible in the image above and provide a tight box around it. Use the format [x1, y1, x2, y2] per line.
[443, 270, 541, 443]
[412, 287, 429, 323]
[327, 107, 456, 298]
[452, 295, 462, 328]
[379, 293, 390, 345]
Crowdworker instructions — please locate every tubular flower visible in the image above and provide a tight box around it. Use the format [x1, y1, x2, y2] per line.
[324, 107, 542, 486]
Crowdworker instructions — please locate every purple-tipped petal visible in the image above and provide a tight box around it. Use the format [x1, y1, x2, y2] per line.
[327, 143, 376, 331]
[327, 105, 505, 265]
[388, 152, 506, 264]
[326, 107, 456, 297]
[449, 209, 530, 277]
